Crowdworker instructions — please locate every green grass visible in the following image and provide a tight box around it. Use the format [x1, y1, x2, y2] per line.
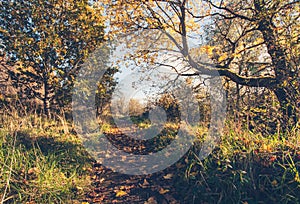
[0, 112, 94, 203]
[1, 109, 299, 203]
[101, 116, 300, 203]
[182, 122, 300, 204]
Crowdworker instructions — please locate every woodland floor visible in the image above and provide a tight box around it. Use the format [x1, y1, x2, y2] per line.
[2, 122, 299, 203]
[84, 162, 185, 204]
[83, 128, 196, 204]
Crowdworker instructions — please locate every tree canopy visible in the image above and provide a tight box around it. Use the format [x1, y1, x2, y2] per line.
[102, 0, 299, 128]
[0, 0, 105, 116]
[0, 0, 299, 128]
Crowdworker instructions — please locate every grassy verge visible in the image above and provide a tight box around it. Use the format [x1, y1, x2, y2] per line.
[182, 122, 300, 203]
[0, 112, 94, 203]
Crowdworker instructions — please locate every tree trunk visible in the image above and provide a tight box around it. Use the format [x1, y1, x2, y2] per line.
[43, 79, 51, 118]
[274, 86, 298, 130]
[253, 1, 299, 131]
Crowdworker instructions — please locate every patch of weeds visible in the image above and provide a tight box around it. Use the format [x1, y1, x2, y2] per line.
[179, 123, 300, 203]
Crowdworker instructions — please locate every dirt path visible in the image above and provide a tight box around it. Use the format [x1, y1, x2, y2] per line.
[82, 129, 194, 204]
[84, 162, 181, 204]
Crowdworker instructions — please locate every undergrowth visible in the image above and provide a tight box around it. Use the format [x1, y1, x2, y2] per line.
[183, 122, 300, 204]
[0, 111, 94, 203]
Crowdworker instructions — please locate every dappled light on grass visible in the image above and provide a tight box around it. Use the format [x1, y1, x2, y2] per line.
[0, 113, 94, 203]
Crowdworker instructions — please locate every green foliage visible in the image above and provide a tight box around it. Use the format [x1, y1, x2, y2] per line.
[0, 0, 105, 116]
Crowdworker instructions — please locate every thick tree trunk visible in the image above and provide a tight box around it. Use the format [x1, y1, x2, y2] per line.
[253, 1, 299, 130]
[274, 86, 298, 130]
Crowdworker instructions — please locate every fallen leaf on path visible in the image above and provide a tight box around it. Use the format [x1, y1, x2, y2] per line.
[143, 179, 149, 185]
[159, 188, 170, 194]
[144, 197, 158, 204]
[115, 190, 128, 197]
[139, 179, 150, 188]
[163, 173, 173, 179]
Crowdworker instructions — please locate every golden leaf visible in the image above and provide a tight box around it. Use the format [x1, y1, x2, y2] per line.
[159, 188, 169, 194]
[115, 190, 128, 197]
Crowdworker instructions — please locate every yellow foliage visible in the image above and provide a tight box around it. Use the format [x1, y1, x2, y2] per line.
[218, 53, 228, 62]
[200, 45, 215, 56]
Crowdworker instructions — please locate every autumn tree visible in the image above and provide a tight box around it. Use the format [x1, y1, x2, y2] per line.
[103, 0, 299, 129]
[156, 93, 180, 122]
[128, 98, 145, 116]
[0, 0, 105, 117]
